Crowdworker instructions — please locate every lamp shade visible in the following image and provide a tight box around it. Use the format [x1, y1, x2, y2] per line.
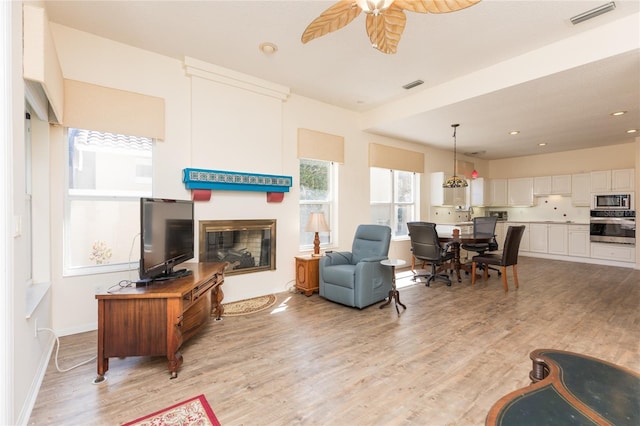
[305, 212, 330, 232]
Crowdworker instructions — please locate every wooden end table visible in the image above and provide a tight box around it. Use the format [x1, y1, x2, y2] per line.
[295, 255, 320, 296]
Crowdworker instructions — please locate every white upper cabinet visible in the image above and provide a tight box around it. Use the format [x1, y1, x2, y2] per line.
[551, 175, 572, 195]
[533, 175, 571, 196]
[611, 169, 634, 191]
[591, 169, 634, 192]
[470, 177, 487, 206]
[431, 172, 469, 206]
[590, 170, 611, 192]
[533, 176, 551, 196]
[508, 178, 534, 206]
[489, 179, 508, 206]
[571, 173, 590, 206]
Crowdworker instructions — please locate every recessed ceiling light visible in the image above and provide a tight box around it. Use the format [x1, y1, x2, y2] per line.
[509, 131, 520, 135]
[611, 111, 627, 116]
[627, 129, 638, 134]
[258, 42, 278, 54]
[538, 143, 547, 147]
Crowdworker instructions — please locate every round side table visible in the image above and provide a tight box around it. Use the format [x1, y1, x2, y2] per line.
[379, 259, 407, 315]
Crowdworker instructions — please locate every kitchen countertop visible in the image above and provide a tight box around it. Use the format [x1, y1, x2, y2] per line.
[442, 220, 590, 226]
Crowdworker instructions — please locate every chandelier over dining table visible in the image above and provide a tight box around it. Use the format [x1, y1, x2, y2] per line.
[443, 123, 469, 188]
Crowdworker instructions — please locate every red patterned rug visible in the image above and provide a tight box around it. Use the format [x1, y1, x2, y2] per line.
[123, 394, 221, 426]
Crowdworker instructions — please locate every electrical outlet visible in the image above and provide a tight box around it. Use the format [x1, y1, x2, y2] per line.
[34, 317, 38, 338]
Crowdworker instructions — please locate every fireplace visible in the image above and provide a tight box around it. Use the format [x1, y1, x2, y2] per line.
[199, 219, 276, 275]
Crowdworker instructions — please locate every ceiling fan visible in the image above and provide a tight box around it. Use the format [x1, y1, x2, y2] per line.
[302, 0, 481, 54]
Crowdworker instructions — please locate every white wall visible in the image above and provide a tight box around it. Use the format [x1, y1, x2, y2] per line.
[488, 143, 635, 178]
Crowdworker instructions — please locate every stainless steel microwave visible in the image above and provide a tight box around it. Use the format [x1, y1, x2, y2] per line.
[592, 193, 633, 210]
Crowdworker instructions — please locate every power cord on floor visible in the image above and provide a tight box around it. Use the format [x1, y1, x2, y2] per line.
[37, 327, 97, 372]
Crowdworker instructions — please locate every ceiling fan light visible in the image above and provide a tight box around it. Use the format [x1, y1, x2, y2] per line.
[356, 0, 395, 14]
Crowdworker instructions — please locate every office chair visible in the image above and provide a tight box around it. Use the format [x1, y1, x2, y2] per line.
[407, 222, 455, 287]
[462, 216, 502, 277]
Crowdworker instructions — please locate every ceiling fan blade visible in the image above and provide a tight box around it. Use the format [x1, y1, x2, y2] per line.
[301, 0, 362, 44]
[393, 0, 481, 14]
[365, 6, 406, 54]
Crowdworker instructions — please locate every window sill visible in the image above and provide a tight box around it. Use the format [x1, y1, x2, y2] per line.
[25, 281, 51, 319]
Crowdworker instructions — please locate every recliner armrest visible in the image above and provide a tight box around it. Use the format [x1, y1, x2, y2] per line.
[358, 256, 387, 263]
[323, 251, 352, 265]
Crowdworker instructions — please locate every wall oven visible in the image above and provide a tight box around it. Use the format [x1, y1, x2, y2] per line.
[592, 193, 633, 210]
[590, 210, 635, 245]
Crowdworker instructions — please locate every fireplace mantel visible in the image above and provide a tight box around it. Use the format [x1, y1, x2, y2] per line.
[183, 168, 292, 202]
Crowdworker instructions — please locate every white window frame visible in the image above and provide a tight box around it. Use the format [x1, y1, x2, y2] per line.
[63, 128, 152, 276]
[299, 158, 338, 251]
[370, 168, 420, 239]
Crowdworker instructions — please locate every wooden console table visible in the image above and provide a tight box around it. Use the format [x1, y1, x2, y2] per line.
[95, 262, 226, 381]
[486, 348, 640, 425]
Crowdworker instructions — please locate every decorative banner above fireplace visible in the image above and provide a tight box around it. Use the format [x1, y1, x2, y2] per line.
[183, 168, 293, 202]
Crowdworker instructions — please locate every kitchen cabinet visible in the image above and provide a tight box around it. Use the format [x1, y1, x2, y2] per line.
[506, 222, 529, 252]
[533, 176, 551, 196]
[470, 177, 487, 206]
[533, 175, 571, 196]
[590, 170, 611, 192]
[591, 169, 635, 192]
[591, 243, 635, 263]
[568, 225, 590, 257]
[529, 223, 548, 253]
[508, 177, 534, 206]
[489, 179, 508, 206]
[551, 175, 572, 195]
[547, 224, 568, 255]
[571, 173, 591, 206]
[612, 168, 634, 191]
[431, 172, 468, 206]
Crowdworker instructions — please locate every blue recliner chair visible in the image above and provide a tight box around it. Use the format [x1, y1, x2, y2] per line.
[319, 224, 393, 309]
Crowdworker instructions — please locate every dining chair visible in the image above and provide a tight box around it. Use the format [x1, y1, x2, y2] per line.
[471, 225, 525, 292]
[462, 216, 501, 276]
[407, 222, 455, 287]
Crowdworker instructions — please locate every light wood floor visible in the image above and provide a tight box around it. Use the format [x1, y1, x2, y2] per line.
[29, 257, 640, 426]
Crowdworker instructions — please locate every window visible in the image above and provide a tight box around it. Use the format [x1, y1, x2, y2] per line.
[64, 128, 152, 275]
[299, 158, 336, 249]
[25, 112, 33, 282]
[370, 168, 419, 238]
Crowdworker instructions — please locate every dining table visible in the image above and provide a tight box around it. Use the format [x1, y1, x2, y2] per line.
[437, 228, 492, 283]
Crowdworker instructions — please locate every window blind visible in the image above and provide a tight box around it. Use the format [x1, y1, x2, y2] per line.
[297, 128, 344, 163]
[63, 79, 165, 140]
[369, 143, 424, 173]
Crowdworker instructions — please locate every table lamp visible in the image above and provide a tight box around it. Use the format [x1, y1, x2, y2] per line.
[305, 212, 330, 257]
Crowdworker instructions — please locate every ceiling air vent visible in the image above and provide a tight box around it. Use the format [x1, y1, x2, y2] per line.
[402, 80, 424, 90]
[570, 2, 616, 25]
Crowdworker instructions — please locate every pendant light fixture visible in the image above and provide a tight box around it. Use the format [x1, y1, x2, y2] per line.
[443, 123, 469, 188]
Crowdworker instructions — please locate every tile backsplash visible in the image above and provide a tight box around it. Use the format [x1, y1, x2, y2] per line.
[430, 196, 590, 224]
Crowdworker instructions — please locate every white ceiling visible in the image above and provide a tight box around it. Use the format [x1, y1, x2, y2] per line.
[41, 0, 640, 160]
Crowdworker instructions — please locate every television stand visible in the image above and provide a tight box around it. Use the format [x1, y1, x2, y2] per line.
[95, 262, 226, 381]
[153, 268, 193, 281]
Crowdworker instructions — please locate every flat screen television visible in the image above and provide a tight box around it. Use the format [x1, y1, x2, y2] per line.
[139, 198, 194, 281]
